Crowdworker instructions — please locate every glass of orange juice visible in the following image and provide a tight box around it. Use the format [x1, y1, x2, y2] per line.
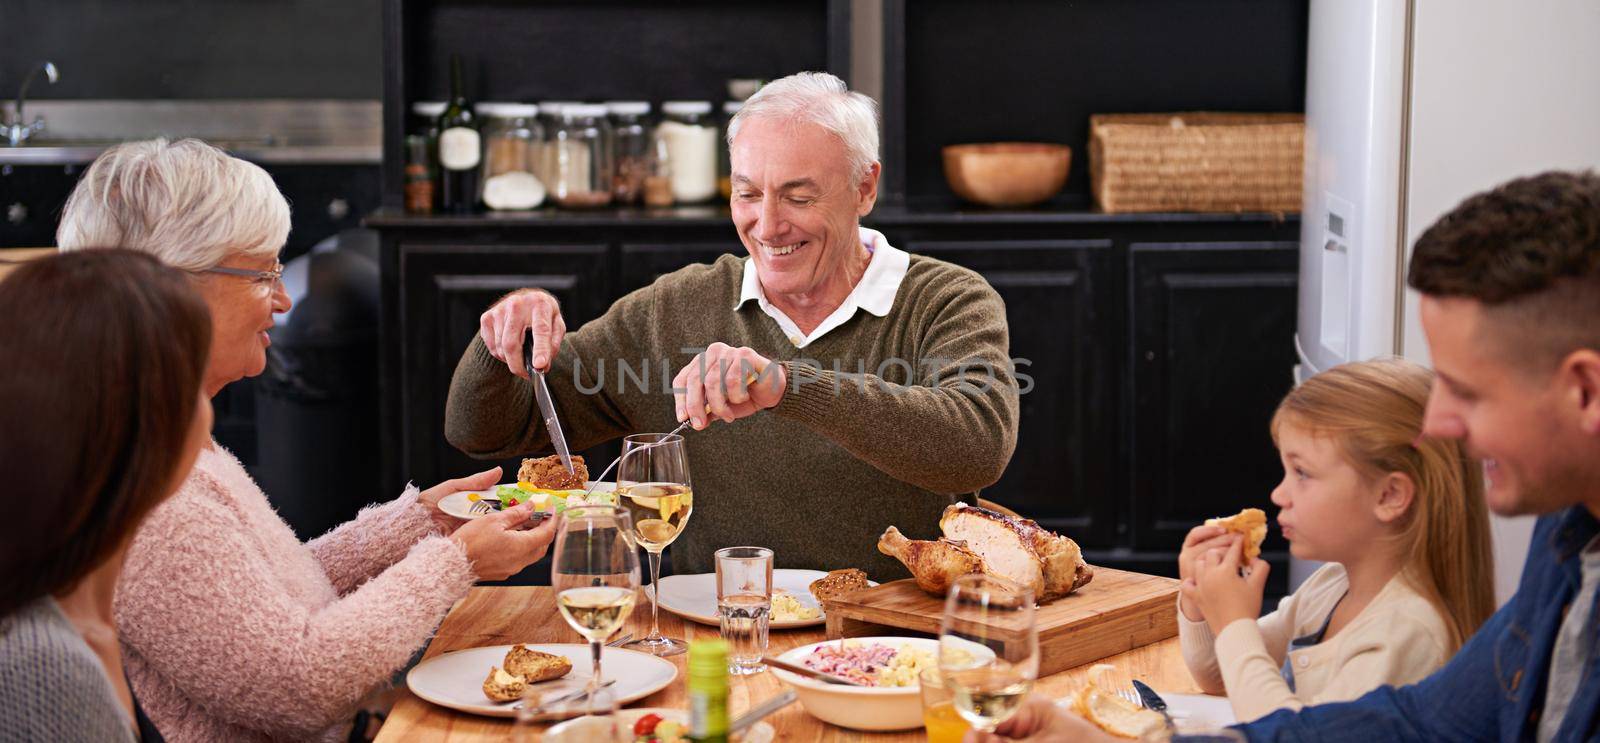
[921, 668, 970, 743]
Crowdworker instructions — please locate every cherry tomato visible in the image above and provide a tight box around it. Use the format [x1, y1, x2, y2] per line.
[633, 713, 662, 736]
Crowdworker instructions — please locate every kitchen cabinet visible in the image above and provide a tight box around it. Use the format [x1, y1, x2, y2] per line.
[895, 238, 1119, 548]
[1127, 240, 1298, 594]
[399, 241, 610, 485]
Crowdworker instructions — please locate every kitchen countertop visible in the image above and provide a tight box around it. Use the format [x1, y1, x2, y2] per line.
[0, 99, 381, 165]
[0, 142, 380, 165]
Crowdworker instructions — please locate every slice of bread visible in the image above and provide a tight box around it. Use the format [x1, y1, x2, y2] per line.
[482, 666, 527, 702]
[504, 644, 573, 683]
[809, 568, 870, 603]
[1205, 507, 1268, 561]
[1069, 664, 1166, 739]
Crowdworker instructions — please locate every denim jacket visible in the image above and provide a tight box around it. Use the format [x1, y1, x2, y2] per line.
[1239, 506, 1600, 742]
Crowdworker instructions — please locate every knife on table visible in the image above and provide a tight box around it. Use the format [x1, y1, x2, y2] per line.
[1132, 679, 1176, 728]
[524, 328, 575, 476]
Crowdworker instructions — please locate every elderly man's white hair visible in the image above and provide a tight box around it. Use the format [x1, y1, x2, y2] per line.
[57, 138, 291, 271]
[727, 71, 880, 182]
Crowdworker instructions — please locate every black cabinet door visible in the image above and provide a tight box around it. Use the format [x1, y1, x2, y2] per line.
[897, 238, 1119, 548]
[618, 242, 745, 296]
[399, 242, 610, 488]
[1128, 241, 1297, 556]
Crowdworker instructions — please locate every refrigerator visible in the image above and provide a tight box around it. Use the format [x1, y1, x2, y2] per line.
[1294, 0, 1600, 603]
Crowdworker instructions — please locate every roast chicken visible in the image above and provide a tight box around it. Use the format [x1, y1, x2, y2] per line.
[878, 503, 1094, 601]
[877, 526, 987, 595]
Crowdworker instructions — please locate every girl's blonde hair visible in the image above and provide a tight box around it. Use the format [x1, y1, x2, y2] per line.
[1271, 357, 1493, 654]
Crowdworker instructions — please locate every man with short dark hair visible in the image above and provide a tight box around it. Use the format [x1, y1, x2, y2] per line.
[970, 171, 1600, 742]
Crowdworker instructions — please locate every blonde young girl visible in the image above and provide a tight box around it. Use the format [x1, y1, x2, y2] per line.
[1176, 358, 1494, 723]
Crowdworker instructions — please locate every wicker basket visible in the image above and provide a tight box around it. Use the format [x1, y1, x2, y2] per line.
[1088, 112, 1304, 214]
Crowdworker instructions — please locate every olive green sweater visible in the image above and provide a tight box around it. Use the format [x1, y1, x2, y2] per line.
[444, 252, 1019, 579]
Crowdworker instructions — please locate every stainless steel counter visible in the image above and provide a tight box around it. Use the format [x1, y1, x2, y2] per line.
[0, 100, 380, 165]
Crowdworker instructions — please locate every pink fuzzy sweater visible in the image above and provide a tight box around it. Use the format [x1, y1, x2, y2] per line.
[114, 444, 478, 742]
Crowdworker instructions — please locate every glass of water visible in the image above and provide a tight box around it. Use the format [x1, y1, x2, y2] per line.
[714, 546, 773, 675]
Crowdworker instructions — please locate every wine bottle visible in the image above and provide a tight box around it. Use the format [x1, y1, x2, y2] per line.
[436, 54, 480, 214]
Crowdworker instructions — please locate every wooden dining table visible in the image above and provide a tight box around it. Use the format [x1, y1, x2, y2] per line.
[376, 586, 1204, 742]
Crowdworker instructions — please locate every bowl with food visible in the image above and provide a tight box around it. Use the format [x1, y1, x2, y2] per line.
[768, 637, 991, 731]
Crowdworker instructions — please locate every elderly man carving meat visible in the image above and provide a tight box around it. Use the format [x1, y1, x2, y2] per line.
[445, 72, 1019, 580]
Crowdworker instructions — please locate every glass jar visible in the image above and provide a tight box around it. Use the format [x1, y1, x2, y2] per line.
[408, 101, 446, 213]
[719, 100, 743, 200]
[403, 134, 434, 214]
[412, 100, 445, 138]
[643, 133, 674, 208]
[606, 101, 652, 205]
[476, 102, 545, 210]
[535, 101, 580, 189]
[551, 104, 614, 208]
[657, 101, 718, 203]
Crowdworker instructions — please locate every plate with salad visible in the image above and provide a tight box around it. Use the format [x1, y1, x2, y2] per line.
[439, 481, 616, 520]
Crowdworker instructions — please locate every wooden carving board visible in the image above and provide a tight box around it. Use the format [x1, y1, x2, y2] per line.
[822, 568, 1179, 678]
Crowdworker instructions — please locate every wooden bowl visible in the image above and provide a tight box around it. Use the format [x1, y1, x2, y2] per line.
[942, 142, 1072, 208]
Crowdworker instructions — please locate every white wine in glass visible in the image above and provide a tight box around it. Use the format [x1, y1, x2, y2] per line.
[556, 586, 637, 642]
[551, 504, 641, 692]
[939, 574, 1039, 733]
[616, 432, 692, 657]
[618, 481, 693, 551]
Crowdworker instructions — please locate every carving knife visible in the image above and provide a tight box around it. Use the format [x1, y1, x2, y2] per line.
[524, 328, 575, 475]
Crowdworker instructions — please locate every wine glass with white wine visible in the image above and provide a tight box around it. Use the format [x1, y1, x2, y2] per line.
[551, 504, 642, 693]
[939, 574, 1039, 733]
[615, 432, 693, 657]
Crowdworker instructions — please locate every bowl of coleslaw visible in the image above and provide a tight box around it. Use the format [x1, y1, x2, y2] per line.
[769, 636, 992, 731]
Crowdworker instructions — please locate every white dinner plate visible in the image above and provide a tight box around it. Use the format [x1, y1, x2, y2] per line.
[438, 481, 615, 520]
[1158, 692, 1237, 726]
[647, 569, 876, 630]
[405, 642, 676, 719]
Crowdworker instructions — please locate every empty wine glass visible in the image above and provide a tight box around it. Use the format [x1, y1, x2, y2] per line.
[939, 574, 1038, 733]
[551, 504, 641, 692]
[615, 432, 693, 657]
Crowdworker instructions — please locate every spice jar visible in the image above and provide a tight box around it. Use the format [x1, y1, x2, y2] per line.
[403, 134, 434, 214]
[643, 133, 674, 208]
[534, 101, 580, 190]
[407, 101, 446, 213]
[657, 101, 718, 203]
[719, 100, 743, 200]
[476, 102, 545, 210]
[606, 101, 652, 205]
[551, 103, 614, 208]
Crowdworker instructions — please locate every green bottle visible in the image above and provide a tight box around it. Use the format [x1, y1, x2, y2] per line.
[687, 639, 729, 743]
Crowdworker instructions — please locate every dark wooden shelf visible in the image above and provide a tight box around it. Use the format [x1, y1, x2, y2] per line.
[366, 203, 1299, 231]
[364, 205, 734, 229]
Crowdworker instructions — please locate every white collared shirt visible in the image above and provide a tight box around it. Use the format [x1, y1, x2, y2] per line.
[734, 227, 911, 348]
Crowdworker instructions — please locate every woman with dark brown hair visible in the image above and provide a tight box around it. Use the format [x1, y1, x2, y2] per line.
[0, 249, 213, 742]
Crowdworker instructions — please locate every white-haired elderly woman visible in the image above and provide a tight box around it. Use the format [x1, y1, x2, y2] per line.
[446, 71, 1020, 602]
[56, 138, 559, 743]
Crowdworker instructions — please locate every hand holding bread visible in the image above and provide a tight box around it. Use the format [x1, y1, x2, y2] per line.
[1184, 536, 1272, 637]
[1177, 523, 1236, 622]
